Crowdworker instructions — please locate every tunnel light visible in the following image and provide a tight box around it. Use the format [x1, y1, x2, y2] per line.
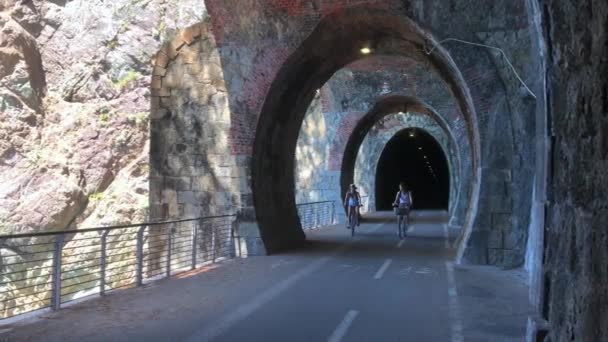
[424, 155, 427, 159]
[360, 47, 372, 54]
[409, 132, 415, 138]
[418, 147, 422, 150]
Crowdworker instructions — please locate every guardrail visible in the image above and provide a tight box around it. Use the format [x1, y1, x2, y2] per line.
[0, 202, 340, 320]
[0, 215, 236, 319]
[296, 200, 336, 229]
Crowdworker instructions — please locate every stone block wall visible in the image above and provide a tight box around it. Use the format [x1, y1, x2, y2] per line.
[149, 22, 258, 253]
[540, 0, 608, 340]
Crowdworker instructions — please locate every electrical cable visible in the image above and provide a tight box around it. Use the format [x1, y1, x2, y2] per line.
[424, 38, 537, 99]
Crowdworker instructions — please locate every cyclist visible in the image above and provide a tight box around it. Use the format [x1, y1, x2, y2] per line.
[393, 182, 413, 238]
[344, 184, 362, 229]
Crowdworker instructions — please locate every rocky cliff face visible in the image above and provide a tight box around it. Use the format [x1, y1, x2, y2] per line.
[0, 0, 205, 234]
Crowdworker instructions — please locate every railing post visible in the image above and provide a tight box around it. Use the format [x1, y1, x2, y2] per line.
[191, 220, 198, 270]
[166, 222, 174, 277]
[100, 230, 109, 296]
[230, 218, 237, 258]
[234, 216, 242, 258]
[211, 222, 217, 263]
[136, 225, 145, 286]
[51, 234, 65, 310]
[331, 201, 336, 225]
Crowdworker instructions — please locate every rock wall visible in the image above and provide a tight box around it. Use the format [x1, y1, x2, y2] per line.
[0, 0, 205, 235]
[542, 0, 608, 340]
[0, 0, 206, 318]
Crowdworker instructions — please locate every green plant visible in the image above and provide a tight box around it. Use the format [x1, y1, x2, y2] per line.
[126, 112, 148, 126]
[89, 192, 104, 202]
[99, 113, 110, 125]
[25, 150, 45, 166]
[0, 221, 9, 234]
[106, 38, 119, 50]
[113, 70, 141, 90]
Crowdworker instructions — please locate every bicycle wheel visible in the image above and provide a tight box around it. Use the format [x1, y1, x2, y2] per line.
[351, 211, 356, 237]
[397, 215, 403, 239]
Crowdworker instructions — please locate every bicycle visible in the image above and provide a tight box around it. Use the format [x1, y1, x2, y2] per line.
[394, 205, 410, 239]
[347, 205, 360, 237]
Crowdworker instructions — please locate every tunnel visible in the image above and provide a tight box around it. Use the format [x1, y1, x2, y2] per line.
[249, 9, 480, 253]
[375, 128, 450, 211]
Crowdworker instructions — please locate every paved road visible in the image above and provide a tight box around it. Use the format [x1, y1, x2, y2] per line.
[1, 211, 528, 342]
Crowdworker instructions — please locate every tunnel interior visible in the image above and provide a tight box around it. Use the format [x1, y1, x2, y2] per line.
[375, 128, 449, 211]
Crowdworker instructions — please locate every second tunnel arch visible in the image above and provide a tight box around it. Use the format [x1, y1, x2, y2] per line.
[354, 111, 461, 217]
[343, 95, 470, 230]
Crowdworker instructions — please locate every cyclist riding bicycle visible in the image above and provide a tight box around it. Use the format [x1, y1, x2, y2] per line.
[393, 182, 413, 238]
[344, 184, 362, 229]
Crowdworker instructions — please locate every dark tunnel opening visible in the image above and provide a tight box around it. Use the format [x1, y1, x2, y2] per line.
[375, 128, 449, 210]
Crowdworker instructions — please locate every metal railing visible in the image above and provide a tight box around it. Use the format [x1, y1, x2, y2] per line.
[0, 215, 236, 319]
[296, 201, 336, 229]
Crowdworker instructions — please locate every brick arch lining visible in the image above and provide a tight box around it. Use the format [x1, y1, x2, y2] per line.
[250, 8, 480, 253]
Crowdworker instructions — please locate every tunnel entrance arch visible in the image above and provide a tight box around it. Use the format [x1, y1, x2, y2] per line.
[375, 128, 449, 211]
[251, 8, 480, 253]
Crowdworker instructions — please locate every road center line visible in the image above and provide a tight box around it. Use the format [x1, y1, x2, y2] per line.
[327, 310, 359, 342]
[445, 262, 464, 342]
[396, 239, 405, 248]
[187, 242, 357, 341]
[187, 222, 384, 342]
[374, 259, 392, 280]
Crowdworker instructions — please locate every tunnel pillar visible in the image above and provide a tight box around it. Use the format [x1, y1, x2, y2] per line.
[235, 207, 267, 257]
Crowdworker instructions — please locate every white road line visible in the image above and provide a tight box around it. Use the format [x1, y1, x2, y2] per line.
[187, 244, 353, 341]
[443, 224, 450, 249]
[374, 259, 392, 280]
[186, 221, 385, 341]
[396, 239, 405, 248]
[327, 310, 359, 342]
[445, 262, 464, 342]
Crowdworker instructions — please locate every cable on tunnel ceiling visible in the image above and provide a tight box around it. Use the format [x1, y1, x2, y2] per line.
[423, 38, 537, 99]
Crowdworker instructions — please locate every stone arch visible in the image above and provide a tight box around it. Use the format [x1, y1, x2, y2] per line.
[341, 94, 471, 231]
[251, 9, 480, 253]
[354, 111, 462, 220]
[148, 21, 241, 225]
